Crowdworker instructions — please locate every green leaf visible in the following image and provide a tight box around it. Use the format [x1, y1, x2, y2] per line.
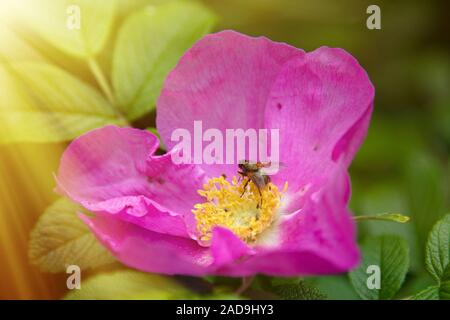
[411, 216, 450, 300]
[65, 270, 190, 299]
[29, 198, 116, 273]
[0, 62, 124, 143]
[410, 286, 440, 300]
[425, 214, 450, 282]
[116, 0, 167, 15]
[272, 280, 326, 300]
[0, 26, 45, 62]
[354, 213, 410, 223]
[439, 283, 450, 300]
[112, 1, 217, 120]
[15, 0, 116, 58]
[398, 273, 435, 298]
[311, 276, 360, 300]
[349, 235, 410, 300]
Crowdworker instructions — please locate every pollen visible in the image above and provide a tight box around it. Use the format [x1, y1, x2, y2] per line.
[192, 175, 287, 244]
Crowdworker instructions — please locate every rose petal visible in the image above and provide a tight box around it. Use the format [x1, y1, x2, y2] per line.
[210, 226, 253, 267]
[57, 126, 205, 238]
[208, 163, 358, 276]
[80, 214, 212, 276]
[57, 125, 159, 204]
[78, 163, 358, 276]
[144, 151, 206, 217]
[157, 30, 304, 179]
[275, 163, 359, 272]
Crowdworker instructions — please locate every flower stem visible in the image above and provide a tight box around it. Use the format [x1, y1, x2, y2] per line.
[353, 212, 410, 223]
[87, 57, 128, 124]
[235, 276, 255, 295]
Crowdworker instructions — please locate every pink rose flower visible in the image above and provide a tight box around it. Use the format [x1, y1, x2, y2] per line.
[57, 30, 374, 276]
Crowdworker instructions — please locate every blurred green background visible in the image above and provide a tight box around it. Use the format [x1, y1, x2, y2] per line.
[0, 0, 448, 299]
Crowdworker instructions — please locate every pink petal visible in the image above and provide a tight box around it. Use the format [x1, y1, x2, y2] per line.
[57, 126, 205, 238]
[144, 150, 209, 240]
[206, 163, 358, 276]
[80, 214, 212, 275]
[144, 150, 206, 217]
[57, 125, 159, 204]
[275, 162, 359, 273]
[210, 227, 253, 267]
[157, 30, 304, 179]
[264, 47, 374, 210]
[78, 163, 357, 277]
[215, 250, 353, 276]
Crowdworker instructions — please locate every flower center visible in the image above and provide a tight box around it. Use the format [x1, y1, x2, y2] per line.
[192, 175, 287, 244]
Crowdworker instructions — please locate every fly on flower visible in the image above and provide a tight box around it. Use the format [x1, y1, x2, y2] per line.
[238, 160, 280, 208]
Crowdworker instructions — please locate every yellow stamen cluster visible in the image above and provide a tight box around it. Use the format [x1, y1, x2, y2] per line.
[192, 175, 287, 244]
